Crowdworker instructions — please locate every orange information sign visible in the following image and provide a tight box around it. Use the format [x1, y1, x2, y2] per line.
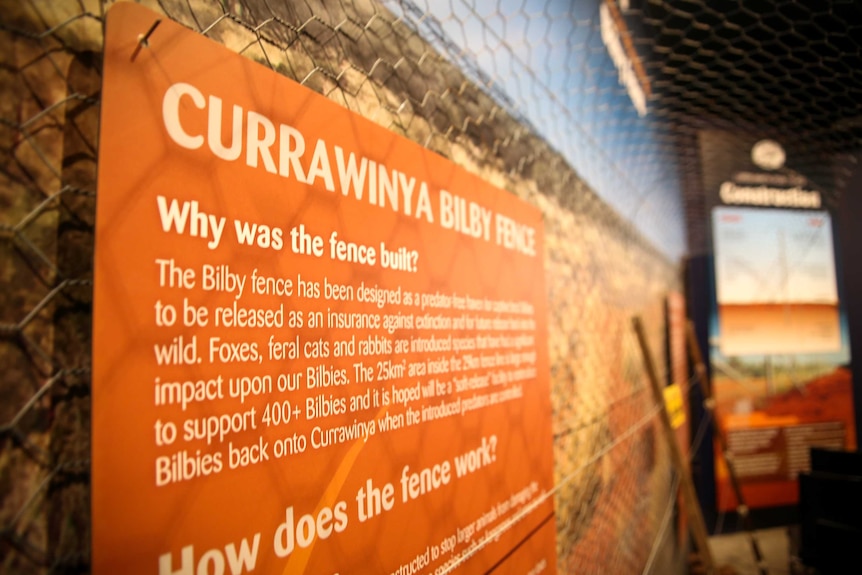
[93, 4, 555, 574]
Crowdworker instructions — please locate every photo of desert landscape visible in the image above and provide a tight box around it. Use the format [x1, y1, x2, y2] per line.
[711, 354, 855, 510]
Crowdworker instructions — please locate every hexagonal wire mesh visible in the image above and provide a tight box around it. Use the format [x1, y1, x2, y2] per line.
[2, 0, 859, 573]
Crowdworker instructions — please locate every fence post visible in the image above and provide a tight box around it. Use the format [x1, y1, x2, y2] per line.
[686, 321, 769, 575]
[633, 315, 716, 575]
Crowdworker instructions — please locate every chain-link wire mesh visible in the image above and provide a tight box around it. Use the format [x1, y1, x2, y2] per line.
[2, 0, 860, 573]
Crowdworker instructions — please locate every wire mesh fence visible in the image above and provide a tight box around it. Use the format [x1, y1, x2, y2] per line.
[2, 0, 859, 573]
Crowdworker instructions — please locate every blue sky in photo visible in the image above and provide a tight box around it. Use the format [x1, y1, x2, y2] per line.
[387, 0, 686, 260]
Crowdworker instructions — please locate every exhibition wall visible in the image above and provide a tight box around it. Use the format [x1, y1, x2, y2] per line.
[1, 1, 687, 574]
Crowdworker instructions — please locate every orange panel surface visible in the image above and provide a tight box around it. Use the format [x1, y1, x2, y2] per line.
[93, 4, 555, 574]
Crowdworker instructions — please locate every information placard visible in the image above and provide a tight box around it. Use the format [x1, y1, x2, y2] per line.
[701, 131, 857, 511]
[93, 4, 555, 574]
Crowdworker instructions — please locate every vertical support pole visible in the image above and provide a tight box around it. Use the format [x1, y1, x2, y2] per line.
[633, 316, 716, 575]
[686, 321, 769, 575]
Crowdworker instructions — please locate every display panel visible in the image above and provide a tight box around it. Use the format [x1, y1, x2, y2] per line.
[710, 205, 855, 510]
[92, 4, 554, 573]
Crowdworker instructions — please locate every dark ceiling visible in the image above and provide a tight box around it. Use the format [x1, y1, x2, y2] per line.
[633, 0, 862, 152]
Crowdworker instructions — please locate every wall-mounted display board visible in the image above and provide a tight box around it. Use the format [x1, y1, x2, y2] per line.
[701, 132, 856, 512]
[92, 4, 555, 573]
